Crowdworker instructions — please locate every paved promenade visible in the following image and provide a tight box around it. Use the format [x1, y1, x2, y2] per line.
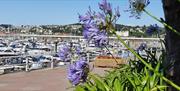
[0, 65, 109, 91]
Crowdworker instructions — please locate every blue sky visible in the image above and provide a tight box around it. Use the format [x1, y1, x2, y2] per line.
[0, 0, 164, 26]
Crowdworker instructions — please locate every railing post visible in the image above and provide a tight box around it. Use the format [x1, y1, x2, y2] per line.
[25, 58, 29, 72]
[51, 57, 54, 69]
[87, 52, 90, 63]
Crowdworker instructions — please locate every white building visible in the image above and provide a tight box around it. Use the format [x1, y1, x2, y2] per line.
[116, 31, 129, 37]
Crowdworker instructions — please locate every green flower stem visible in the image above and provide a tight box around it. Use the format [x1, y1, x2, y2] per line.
[143, 9, 180, 36]
[111, 30, 153, 70]
[162, 76, 180, 90]
[111, 29, 180, 90]
[104, 45, 118, 64]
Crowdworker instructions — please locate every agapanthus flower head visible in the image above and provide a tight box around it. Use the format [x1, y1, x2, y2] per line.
[83, 23, 108, 47]
[99, 0, 107, 10]
[58, 45, 71, 62]
[146, 24, 160, 36]
[83, 25, 99, 40]
[115, 6, 120, 17]
[67, 58, 89, 86]
[79, 0, 120, 48]
[93, 30, 108, 47]
[95, 12, 106, 26]
[79, 7, 95, 23]
[75, 46, 81, 55]
[127, 0, 150, 19]
[98, 0, 112, 15]
[79, 15, 92, 23]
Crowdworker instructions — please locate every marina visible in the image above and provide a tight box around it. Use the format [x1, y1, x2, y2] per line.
[0, 0, 179, 90]
[0, 34, 163, 75]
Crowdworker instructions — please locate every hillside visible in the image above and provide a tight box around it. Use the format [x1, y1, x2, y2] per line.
[0, 23, 165, 37]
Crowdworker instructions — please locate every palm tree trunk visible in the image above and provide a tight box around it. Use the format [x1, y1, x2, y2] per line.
[162, 0, 180, 90]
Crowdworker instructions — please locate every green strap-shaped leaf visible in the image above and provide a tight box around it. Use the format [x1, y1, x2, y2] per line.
[151, 85, 167, 91]
[74, 85, 86, 91]
[89, 74, 110, 91]
[113, 78, 121, 91]
[84, 82, 97, 91]
[124, 73, 137, 90]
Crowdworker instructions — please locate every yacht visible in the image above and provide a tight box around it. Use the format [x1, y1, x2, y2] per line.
[0, 47, 20, 56]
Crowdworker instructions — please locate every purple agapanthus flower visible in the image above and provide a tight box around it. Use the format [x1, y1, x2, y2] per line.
[79, 15, 92, 23]
[115, 6, 120, 18]
[79, 7, 95, 23]
[98, 0, 107, 10]
[79, 0, 120, 48]
[127, 0, 150, 19]
[58, 45, 71, 62]
[75, 46, 81, 55]
[93, 31, 108, 47]
[67, 58, 89, 86]
[96, 12, 106, 26]
[83, 24, 99, 40]
[146, 24, 160, 36]
[98, 0, 112, 15]
[83, 24, 108, 47]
